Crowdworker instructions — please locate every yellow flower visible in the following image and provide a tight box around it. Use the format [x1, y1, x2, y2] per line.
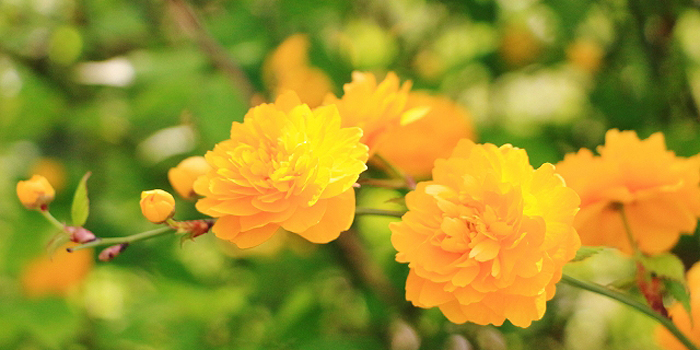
[656, 262, 700, 350]
[323, 71, 428, 153]
[30, 157, 67, 192]
[169, 156, 212, 199]
[377, 92, 477, 178]
[566, 39, 604, 73]
[21, 244, 93, 298]
[263, 34, 333, 108]
[140, 189, 176, 224]
[556, 129, 700, 255]
[390, 139, 580, 327]
[16, 175, 56, 210]
[194, 91, 369, 249]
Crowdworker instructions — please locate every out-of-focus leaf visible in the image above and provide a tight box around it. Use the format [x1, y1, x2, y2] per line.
[640, 253, 686, 283]
[71, 172, 91, 227]
[571, 246, 606, 263]
[665, 280, 692, 323]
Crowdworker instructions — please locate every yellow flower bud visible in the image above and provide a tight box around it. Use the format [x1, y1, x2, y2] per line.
[168, 156, 211, 199]
[140, 189, 176, 224]
[17, 175, 56, 210]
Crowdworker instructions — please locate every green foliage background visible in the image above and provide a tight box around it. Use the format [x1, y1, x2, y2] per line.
[1, 0, 700, 349]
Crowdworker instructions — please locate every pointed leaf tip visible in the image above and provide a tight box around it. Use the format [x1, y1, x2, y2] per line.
[71, 172, 92, 227]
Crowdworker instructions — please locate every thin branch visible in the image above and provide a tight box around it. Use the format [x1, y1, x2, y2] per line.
[561, 274, 698, 350]
[165, 0, 255, 103]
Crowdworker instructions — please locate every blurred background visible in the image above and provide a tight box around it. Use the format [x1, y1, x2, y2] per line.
[2, 0, 700, 349]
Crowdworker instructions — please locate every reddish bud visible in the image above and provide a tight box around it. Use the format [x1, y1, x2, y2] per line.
[98, 243, 129, 262]
[66, 226, 97, 244]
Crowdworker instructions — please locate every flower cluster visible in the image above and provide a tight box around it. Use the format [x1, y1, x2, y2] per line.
[194, 92, 369, 248]
[390, 139, 580, 327]
[556, 129, 700, 255]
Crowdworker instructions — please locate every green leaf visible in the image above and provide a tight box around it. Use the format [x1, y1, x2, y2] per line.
[571, 246, 606, 262]
[640, 253, 686, 282]
[71, 172, 92, 227]
[666, 280, 693, 324]
[45, 231, 70, 257]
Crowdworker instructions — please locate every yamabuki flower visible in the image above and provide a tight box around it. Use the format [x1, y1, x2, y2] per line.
[556, 129, 700, 255]
[21, 243, 93, 298]
[169, 156, 212, 199]
[323, 71, 428, 153]
[140, 189, 176, 224]
[377, 92, 476, 178]
[194, 91, 369, 249]
[390, 139, 581, 327]
[263, 34, 333, 108]
[17, 175, 56, 210]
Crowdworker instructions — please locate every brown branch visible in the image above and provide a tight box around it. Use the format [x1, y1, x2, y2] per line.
[165, 0, 255, 103]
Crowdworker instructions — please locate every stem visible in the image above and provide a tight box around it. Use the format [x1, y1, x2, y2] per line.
[165, 0, 254, 103]
[67, 226, 173, 252]
[561, 274, 699, 350]
[40, 210, 67, 232]
[617, 204, 642, 258]
[358, 178, 409, 190]
[355, 207, 406, 218]
[370, 154, 416, 190]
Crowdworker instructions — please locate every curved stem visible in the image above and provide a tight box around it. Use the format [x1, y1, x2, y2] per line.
[561, 274, 698, 350]
[67, 226, 173, 252]
[40, 210, 67, 232]
[355, 207, 406, 218]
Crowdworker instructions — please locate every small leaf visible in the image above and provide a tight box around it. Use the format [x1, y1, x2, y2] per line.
[640, 253, 686, 283]
[71, 172, 91, 227]
[571, 246, 606, 262]
[665, 280, 693, 324]
[45, 232, 70, 258]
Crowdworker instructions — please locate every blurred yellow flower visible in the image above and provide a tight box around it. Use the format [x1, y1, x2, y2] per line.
[140, 189, 176, 224]
[324, 71, 428, 153]
[17, 175, 55, 210]
[263, 34, 333, 108]
[556, 129, 700, 255]
[656, 262, 700, 350]
[30, 158, 67, 192]
[566, 39, 604, 73]
[194, 91, 369, 249]
[390, 139, 580, 327]
[21, 244, 93, 298]
[169, 156, 212, 199]
[377, 92, 477, 178]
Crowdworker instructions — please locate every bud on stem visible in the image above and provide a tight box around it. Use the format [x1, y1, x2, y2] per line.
[99, 243, 129, 261]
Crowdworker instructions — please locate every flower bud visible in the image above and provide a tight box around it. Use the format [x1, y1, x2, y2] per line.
[16, 175, 56, 210]
[98, 243, 128, 262]
[168, 156, 211, 199]
[66, 226, 97, 244]
[140, 189, 176, 223]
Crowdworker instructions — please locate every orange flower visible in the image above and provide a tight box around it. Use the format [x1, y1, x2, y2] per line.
[377, 92, 477, 178]
[390, 139, 580, 327]
[169, 156, 212, 199]
[556, 129, 700, 255]
[194, 91, 369, 249]
[656, 262, 700, 350]
[17, 175, 55, 210]
[263, 34, 333, 108]
[140, 189, 176, 224]
[323, 71, 428, 153]
[21, 244, 93, 298]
